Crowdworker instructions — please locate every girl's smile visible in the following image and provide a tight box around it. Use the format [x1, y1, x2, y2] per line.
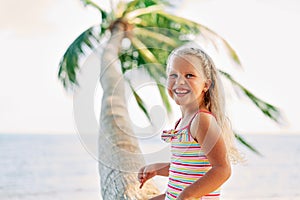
[173, 88, 190, 96]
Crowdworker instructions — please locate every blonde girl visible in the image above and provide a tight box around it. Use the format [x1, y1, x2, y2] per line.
[138, 45, 241, 200]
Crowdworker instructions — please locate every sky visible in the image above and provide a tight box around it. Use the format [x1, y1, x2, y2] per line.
[0, 0, 300, 134]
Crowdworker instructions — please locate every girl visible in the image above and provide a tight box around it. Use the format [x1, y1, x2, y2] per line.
[138, 45, 241, 200]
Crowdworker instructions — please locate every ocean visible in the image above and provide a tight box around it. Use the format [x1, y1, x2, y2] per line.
[0, 133, 299, 200]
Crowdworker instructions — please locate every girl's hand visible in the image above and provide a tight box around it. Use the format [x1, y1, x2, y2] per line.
[137, 164, 158, 189]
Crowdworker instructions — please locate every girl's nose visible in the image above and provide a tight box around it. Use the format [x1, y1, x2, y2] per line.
[175, 75, 186, 85]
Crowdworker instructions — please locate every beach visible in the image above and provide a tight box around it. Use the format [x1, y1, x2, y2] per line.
[0, 133, 299, 200]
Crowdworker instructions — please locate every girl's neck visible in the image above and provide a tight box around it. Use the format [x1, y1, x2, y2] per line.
[180, 102, 207, 119]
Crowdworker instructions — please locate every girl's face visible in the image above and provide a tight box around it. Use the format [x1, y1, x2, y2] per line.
[167, 54, 209, 108]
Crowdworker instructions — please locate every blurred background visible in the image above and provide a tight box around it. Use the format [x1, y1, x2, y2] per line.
[1, 0, 299, 199]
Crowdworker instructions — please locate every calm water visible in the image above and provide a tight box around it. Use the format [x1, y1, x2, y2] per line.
[0, 133, 299, 200]
[0, 134, 101, 200]
[218, 133, 300, 200]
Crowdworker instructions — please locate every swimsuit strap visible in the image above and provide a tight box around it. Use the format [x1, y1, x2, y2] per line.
[174, 110, 213, 130]
[174, 119, 181, 129]
[188, 110, 213, 128]
[188, 110, 213, 142]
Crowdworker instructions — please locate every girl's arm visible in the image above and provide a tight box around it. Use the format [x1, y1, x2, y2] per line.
[138, 162, 170, 189]
[177, 113, 231, 199]
[155, 162, 171, 176]
[149, 193, 166, 200]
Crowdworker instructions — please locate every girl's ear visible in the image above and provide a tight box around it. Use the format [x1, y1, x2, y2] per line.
[204, 79, 212, 92]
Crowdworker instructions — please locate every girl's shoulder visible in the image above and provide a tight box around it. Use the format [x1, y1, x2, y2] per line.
[189, 110, 219, 144]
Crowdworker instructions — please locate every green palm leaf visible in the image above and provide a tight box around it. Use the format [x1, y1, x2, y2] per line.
[152, 11, 241, 67]
[129, 82, 152, 122]
[157, 83, 172, 113]
[235, 132, 262, 155]
[155, 11, 200, 34]
[58, 26, 101, 89]
[130, 36, 160, 63]
[81, 0, 107, 20]
[124, 4, 163, 21]
[124, 0, 170, 13]
[129, 36, 172, 113]
[219, 70, 282, 123]
[133, 27, 177, 47]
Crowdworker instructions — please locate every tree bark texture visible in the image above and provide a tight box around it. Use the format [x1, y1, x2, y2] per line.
[98, 23, 160, 199]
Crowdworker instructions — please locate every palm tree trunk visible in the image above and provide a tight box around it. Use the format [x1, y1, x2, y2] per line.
[98, 23, 160, 199]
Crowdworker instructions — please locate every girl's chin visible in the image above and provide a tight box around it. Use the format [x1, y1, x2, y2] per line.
[174, 99, 191, 106]
[174, 98, 201, 107]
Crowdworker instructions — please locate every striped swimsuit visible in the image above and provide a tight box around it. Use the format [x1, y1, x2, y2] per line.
[161, 110, 220, 200]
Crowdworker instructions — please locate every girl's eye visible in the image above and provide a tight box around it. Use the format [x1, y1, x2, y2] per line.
[169, 74, 177, 78]
[186, 74, 194, 78]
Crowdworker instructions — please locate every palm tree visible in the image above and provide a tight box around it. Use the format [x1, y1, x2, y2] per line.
[58, 0, 282, 199]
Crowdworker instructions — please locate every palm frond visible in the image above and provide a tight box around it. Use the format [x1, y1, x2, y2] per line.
[124, 4, 163, 21]
[115, 1, 127, 18]
[129, 83, 152, 122]
[152, 12, 241, 66]
[156, 11, 200, 34]
[219, 70, 282, 123]
[130, 36, 160, 63]
[125, 0, 170, 13]
[129, 36, 172, 112]
[133, 27, 177, 47]
[81, 0, 108, 20]
[235, 132, 262, 155]
[58, 26, 101, 89]
[129, 35, 167, 76]
[197, 24, 242, 66]
[157, 83, 172, 113]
